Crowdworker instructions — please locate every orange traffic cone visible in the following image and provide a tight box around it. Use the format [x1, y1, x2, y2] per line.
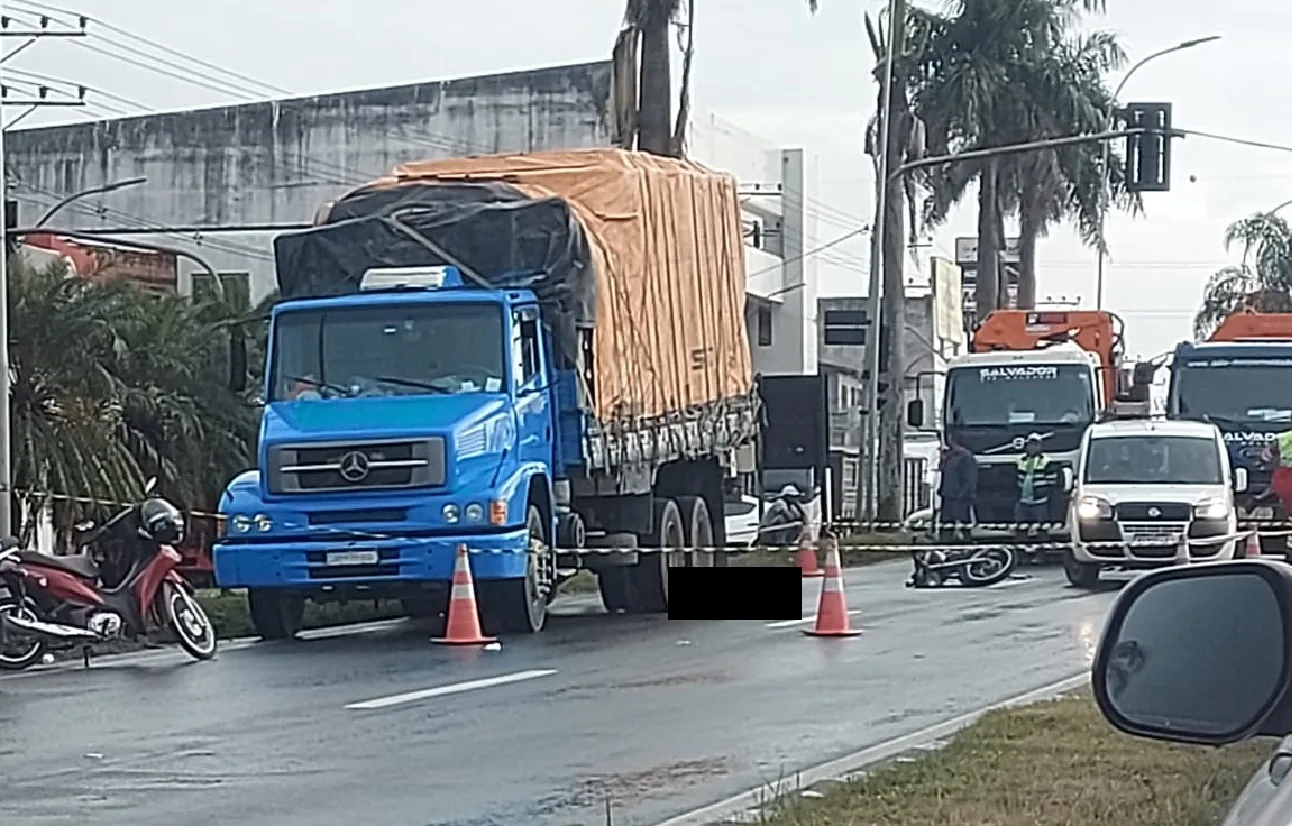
[1242, 531, 1262, 559]
[804, 543, 862, 637]
[1172, 533, 1190, 567]
[797, 529, 824, 578]
[432, 544, 496, 645]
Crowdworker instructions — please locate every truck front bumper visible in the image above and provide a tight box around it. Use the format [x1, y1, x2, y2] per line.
[212, 529, 531, 589]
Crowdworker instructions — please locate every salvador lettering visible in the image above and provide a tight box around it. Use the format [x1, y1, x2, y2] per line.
[1221, 431, 1280, 443]
[978, 365, 1059, 381]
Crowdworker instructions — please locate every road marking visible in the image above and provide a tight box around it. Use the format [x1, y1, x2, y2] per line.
[345, 668, 558, 710]
[765, 610, 862, 629]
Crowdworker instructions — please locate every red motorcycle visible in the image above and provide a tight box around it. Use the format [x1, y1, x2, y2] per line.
[0, 482, 217, 669]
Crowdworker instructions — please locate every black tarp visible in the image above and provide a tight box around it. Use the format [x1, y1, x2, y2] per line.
[272, 181, 597, 368]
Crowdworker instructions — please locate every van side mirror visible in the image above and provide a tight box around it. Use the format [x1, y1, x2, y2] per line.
[1235, 467, 1249, 493]
[906, 399, 925, 428]
[1061, 467, 1074, 492]
[1092, 561, 1292, 746]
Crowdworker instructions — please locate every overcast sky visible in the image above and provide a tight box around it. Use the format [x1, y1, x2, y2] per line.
[3, 0, 1283, 357]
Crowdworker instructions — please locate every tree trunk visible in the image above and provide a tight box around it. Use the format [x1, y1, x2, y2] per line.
[637, 15, 674, 157]
[1017, 205, 1041, 310]
[975, 160, 1000, 323]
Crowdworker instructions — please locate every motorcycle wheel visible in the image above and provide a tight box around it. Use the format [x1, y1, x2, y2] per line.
[0, 602, 47, 671]
[960, 548, 1017, 588]
[159, 581, 218, 661]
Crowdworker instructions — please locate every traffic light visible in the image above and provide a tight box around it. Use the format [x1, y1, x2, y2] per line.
[1123, 102, 1173, 193]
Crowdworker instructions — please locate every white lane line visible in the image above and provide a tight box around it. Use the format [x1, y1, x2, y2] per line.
[765, 610, 862, 629]
[345, 668, 558, 710]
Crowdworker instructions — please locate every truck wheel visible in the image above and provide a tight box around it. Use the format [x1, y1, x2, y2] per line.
[1062, 551, 1101, 590]
[247, 590, 305, 641]
[597, 569, 632, 613]
[478, 504, 552, 635]
[676, 495, 721, 567]
[628, 498, 686, 614]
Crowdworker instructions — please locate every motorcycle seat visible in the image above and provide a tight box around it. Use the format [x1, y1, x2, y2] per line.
[16, 550, 99, 580]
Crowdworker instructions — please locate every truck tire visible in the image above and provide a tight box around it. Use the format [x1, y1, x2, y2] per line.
[676, 495, 721, 568]
[477, 504, 552, 635]
[1062, 551, 1101, 590]
[597, 569, 632, 613]
[628, 498, 686, 614]
[248, 590, 305, 641]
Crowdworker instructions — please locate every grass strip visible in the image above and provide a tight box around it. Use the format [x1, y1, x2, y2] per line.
[759, 692, 1270, 826]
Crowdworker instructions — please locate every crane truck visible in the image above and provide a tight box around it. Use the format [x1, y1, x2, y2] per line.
[907, 310, 1134, 544]
[1150, 310, 1292, 554]
[210, 148, 759, 639]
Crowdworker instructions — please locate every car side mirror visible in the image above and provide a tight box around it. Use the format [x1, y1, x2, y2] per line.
[906, 399, 925, 428]
[228, 329, 248, 393]
[1061, 467, 1074, 492]
[1236, 467, 1249, 493]
[1093, 561, 1292, 746]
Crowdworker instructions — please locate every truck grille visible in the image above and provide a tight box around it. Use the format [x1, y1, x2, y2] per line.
[267, 439, 445, 495]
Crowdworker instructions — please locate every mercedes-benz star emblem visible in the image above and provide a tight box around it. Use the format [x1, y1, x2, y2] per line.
[1147, 506, 1162, 518]
[338, 450, 371, 482]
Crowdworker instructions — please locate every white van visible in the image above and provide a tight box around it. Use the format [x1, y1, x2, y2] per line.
[1065, 418, 1241, 589]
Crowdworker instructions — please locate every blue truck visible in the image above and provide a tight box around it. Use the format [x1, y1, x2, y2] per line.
[212, 149, 760, 638]
[1159, 335, 1292, 553]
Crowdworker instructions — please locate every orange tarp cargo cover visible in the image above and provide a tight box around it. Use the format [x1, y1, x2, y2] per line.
[366, 148, 754, 424]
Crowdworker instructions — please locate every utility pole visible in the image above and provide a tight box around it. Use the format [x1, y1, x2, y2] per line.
[862, 0, 911, 523]
[0, 8, 88, 535]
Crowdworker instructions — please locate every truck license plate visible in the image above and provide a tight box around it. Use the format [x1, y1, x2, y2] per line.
[326, 550, 379, 566]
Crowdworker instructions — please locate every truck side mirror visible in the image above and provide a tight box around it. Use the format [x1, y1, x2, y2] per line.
[228, 329, 248, 394]
[1061, 467, 1074, 492]
[1093, 561, 1292, 746]
[1235, 467, 1249, 493]
[906, 399, 925, 428]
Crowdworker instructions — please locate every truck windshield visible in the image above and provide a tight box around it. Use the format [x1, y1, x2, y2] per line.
[945, 364, 1094, 427]
[1175, 358, 1292, 424]
[1083, 435, 1223, 485]
[269, 302, 506, 401]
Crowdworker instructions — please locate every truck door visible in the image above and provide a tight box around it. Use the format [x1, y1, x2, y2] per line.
[511, 306, 552, 467]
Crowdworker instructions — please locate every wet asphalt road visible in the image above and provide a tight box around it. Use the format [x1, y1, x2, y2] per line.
[0, 561, 1119, 826]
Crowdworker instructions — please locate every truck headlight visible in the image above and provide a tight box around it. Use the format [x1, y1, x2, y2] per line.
[230, 514, 252, 533]
[1194, 498, 1229, 520]
[1076, 495, 1112, 520]
[442, 504, 460, 523]
[464, 503, 485, 523]
[254, 513, 273, 532]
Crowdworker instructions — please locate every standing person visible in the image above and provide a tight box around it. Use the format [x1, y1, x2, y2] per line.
[1261, 432, 1292, 513]
[937, 436, 978, 539]
[1015, 433, 1057, 530]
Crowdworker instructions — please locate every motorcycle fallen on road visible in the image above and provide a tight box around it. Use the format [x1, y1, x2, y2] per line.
[0, 481, 217, 670]
[905, 545, 1017, 589]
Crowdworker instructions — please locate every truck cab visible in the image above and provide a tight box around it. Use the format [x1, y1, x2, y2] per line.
[1166, 339, 1292, 552]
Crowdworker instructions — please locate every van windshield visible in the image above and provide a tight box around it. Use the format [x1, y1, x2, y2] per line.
[269, 302, 505, 401]
[1083, 435, 1223, 485]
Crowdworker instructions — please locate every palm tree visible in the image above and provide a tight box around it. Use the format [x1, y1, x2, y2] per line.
[1194, 212, 1292, 339]
[616, 0, 818, 157]
[6, 256, 259, 543]
[907, 0, 1139, 315]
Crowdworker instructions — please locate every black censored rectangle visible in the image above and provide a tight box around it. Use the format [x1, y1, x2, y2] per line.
[667, 567, 801, 621]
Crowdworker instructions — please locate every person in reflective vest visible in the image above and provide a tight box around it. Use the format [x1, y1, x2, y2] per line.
[1015, 433, 1057, 527]
[1264, 432, 1292, 513]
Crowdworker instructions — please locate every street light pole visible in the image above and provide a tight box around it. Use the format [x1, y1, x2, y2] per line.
[35, 176, 148, 228]
[1094, 35, 1220, 310]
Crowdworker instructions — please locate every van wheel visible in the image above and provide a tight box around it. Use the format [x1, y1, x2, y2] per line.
[1062, 551, 1101, 589]
[478, 504, 552, 634]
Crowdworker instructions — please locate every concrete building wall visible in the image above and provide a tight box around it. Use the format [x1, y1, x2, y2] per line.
[6, 62, 819, 379]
